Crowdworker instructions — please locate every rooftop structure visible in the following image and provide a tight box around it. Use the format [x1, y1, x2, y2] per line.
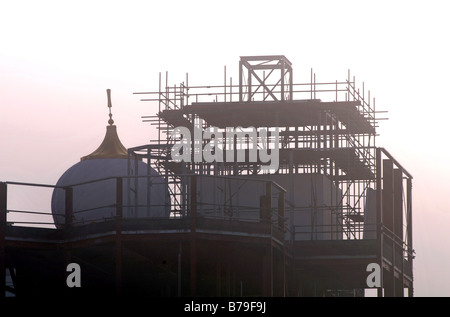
[0, 55, 413, 297]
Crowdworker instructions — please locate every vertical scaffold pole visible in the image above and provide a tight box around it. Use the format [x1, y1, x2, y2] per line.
[239, 60, 243, 102]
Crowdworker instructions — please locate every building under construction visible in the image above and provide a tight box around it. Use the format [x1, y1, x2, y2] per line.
[0, 55, 413, 297]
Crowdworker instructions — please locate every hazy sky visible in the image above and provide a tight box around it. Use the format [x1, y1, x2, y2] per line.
[1, 0, 449, 297]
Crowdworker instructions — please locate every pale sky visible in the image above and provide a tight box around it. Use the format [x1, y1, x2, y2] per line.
[1, 0, 449, 297]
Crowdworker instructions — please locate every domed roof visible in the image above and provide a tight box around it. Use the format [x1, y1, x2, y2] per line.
[51, 89, 170, 228]
[51, 158, 170, 227]
[81, 125, 128, 161]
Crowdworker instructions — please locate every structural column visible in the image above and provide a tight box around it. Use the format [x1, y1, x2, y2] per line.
[393, 168, 404, 297]
[407, 178, 413, 297]
[0, 182, 7, 299]
[375, 148, 383, 297]
[115, 177, 123, 296]
[64, 186, 74, 295]
[190, 175, 197, 296]
[382, 159, 394, 297]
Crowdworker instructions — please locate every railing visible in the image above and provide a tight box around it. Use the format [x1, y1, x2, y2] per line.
[137, 79, 375, 111]
[1, 181, 60, 228]
[0, 175, 288, 235]
[0, 176, 380, 241]
[292, 222, 377, 241]
[1, 151, 413, 255]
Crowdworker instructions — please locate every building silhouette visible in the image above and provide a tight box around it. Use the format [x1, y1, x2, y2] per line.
[0, 55, 413, 297]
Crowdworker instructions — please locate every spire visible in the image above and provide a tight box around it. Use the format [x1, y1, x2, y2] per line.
[80, 89, 128, 161]
[107, 88, 114, 125]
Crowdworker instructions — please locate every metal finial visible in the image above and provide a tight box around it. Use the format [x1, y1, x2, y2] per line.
[107, 89, 114, 125]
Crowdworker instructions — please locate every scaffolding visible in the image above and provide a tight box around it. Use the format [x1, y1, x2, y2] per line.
[133, 55, 381, 240]
[130, 55, 414, 296]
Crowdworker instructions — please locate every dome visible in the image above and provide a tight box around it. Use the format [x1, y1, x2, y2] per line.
[51, 89, 170, 228]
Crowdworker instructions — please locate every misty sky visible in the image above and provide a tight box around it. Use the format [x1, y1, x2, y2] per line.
[1, 0, 449, 297]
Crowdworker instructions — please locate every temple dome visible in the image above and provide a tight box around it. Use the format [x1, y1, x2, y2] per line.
[80, 124, 128, 161]
[51, 89, 170, 228]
